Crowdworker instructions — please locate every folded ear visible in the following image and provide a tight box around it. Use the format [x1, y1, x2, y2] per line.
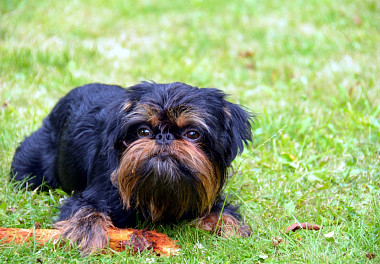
[223, 101, 253, 165]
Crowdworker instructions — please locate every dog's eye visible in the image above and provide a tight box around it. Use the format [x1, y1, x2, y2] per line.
[183, 130, 200, 141]
[138, 128, 152, 138]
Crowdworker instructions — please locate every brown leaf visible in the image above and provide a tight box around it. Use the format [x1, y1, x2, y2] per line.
[366, 253, 376, 260]
[239, 50, 255, 58]
[285, 223, 322, 233]
[245, 63, 255, 70]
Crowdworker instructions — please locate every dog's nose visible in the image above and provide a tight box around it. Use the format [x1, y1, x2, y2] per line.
[155, 132, 174, 145]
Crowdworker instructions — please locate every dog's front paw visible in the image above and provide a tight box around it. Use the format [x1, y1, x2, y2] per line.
[54, 207, 114, 254]
[195, 212, 252, 238]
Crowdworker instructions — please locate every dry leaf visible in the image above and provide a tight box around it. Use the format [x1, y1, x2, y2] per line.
[245, 63, 255, 69]
[239, 50, 255, 58]
[366, 253, 376, 260]
[285, 223, 322, 233]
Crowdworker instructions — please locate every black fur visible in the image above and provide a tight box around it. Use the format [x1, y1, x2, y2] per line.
[11, 82, 252, 231]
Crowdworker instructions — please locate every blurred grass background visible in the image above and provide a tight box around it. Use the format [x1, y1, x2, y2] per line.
[0, 0, 379, 263]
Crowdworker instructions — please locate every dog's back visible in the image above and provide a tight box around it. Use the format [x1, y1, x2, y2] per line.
[10, 83, 126, 192]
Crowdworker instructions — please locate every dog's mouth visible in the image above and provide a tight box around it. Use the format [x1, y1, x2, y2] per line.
[112, 138, 221, 221]
[153, 152, 174, 160]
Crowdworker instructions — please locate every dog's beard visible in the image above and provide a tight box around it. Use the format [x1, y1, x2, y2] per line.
[111, 138, 220, 221]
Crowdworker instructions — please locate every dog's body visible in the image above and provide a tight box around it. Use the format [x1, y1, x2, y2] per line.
[11, 82, 252, 253]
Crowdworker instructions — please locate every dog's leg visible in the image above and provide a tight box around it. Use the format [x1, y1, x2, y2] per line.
[54, 196, 114, 254]
[195, 202, 251, 237]
[10, 120, 58, 190]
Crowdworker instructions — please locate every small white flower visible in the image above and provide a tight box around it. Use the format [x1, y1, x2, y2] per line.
[193, 243, 206, 254]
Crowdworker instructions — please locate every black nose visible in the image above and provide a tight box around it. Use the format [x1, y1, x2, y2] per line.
[155, 132, 174, 145]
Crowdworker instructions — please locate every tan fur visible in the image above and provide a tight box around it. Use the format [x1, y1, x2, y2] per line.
[171, 139, 220, 210]
[122, 100, 133, 112]
[223, 106, 232, 118]
[53, 207, 114, 254]
[126, 104, 210, 131]
[112, 103, 224, 221]
[172, 109, 210, 132]
[113, 138, 221, 221]
[125, 104, 160, 127]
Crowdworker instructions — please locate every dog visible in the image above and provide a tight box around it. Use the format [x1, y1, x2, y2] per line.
[10, 82, 253, 253]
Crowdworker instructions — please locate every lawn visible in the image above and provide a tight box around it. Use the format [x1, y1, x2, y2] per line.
[0, 0, 379, 263]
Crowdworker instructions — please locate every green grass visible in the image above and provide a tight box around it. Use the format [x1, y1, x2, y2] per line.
[0, 0, 379, 262]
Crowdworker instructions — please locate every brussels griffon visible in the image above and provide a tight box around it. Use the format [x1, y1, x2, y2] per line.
[10, 82, 253, 253]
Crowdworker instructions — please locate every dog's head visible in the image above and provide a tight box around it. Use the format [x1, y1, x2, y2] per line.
[110, 82, 252, 221]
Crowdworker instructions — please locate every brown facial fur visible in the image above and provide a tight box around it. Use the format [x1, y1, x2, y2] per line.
[112, 138, 221, 221]
[125, 104, 210, 132]
[125, 104, 160, 127]
[53, 207, 114, 254]
[167, 107, 210, 131]
[122, 100, 133, 112]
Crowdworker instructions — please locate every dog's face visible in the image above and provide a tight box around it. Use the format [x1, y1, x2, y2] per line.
[110, 82, 252, 222]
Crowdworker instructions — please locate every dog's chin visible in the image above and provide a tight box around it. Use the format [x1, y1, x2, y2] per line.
[113, 138, 221, 221]
[134, 157, 207, 221]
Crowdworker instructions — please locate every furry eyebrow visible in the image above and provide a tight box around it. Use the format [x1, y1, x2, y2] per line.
[173, 110, 210, 132]
[126, 104, 211, 133]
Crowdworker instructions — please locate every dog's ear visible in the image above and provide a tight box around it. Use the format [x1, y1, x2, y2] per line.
[223, 101, 253, 165]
